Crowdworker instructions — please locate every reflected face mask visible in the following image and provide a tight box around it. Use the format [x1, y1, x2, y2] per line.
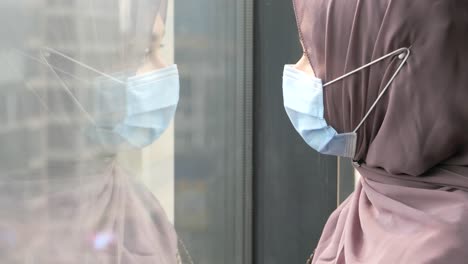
[91, 65, 179, 149]
[282, 48, 410, 160]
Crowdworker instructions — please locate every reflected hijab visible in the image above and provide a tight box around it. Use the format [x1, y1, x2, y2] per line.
[0, 163, 179, 264]
[294, 0, 468, 262]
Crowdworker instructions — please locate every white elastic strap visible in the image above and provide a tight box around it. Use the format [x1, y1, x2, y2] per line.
[323, 47, 411, 133]
[42, 47, 126, 85]
[39, 49, 97, 125]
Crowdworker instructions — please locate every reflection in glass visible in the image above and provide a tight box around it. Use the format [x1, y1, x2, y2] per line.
[0, 1, 183, 263]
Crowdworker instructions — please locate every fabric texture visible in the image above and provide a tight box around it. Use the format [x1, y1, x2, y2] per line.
[292, 0, 468, 263]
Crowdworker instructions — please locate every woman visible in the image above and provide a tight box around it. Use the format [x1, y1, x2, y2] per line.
[284, 0, 468, 263]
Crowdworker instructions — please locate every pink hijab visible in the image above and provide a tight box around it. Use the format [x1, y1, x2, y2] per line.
[293, 0, 468, 263]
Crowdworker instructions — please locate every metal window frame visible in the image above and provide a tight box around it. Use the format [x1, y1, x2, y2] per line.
[236, 0, 254, 263]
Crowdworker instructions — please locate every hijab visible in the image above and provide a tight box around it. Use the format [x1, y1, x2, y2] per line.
[293, 0, 468, 262]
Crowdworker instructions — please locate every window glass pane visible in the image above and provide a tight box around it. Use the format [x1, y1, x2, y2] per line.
[0, 0, 251, 263]
[174, 1, 251, 263]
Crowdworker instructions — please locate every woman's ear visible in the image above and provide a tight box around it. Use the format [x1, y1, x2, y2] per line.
[294, 54, 315, 77]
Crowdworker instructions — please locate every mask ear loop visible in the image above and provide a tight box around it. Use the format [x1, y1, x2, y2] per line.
[322, 47, 411, 166]
[38, 47, 129, 126]
[41, 47, 126, 85]
[39, 49, 95, 126]
[323, 47, 411, 133]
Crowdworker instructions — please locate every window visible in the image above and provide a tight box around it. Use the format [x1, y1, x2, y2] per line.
[0, 1, 355, 263]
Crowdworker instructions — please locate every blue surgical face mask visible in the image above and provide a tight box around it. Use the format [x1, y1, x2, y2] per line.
[90, 65, 179, 149]
[282, 48, 410, 162]
[283, 65, 357, 158]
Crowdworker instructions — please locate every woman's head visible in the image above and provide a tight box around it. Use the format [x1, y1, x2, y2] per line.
[293, 0, 468, 175]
